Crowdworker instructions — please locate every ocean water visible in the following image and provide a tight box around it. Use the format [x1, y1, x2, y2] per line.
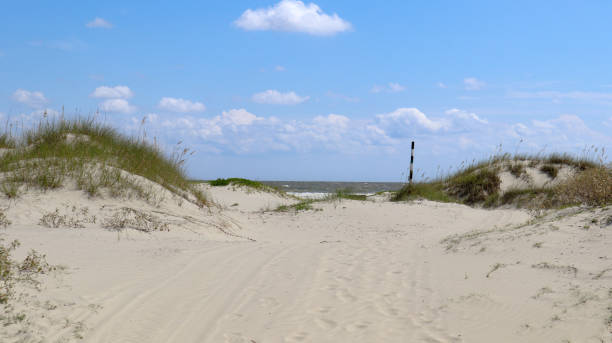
[260, 181, 404, 198]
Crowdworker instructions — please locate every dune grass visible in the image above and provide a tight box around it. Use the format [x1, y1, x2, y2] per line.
[393, 152, 611, 208]
[0, 116, 206, 206]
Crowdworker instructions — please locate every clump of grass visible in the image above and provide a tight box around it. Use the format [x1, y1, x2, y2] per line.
[38, 207, 96, 229]
[446, 168, 501, 204]
[507, 163, 525, 178]
[1, 181, 20, 199]
[334, 188, 367, 201]
[540, 164, 559, 179]
[275, 200, 316, 212]
[102, 207, 169, 232]
[545, 153, 596, 171]
[556, 166, 612, 206]
[0, 239, 52, 304]
[0, 133, 16, 149]
[0, 209, 11, 228]
[392, 182, 451, 202]
[0, 116, 206, 206]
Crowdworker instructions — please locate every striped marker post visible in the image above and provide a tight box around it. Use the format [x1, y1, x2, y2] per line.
[409, 141, 415, 187]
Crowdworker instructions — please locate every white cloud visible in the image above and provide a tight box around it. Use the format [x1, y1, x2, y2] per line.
[445, 108, 487, 124]
[158, 97, 206, 113]
[464, 77, 485, 91]
[371, 83, 406, 93]
[313, 113, 349, 128]
[220, 109, 261, 127]
[90, 85, 133, 99]
[252, 90, 309, 105]
[12, 89, 48, 108]
[234, 0, 352, 36]
[275, 65, 286, 72]
[376, 108, 449, 133]
[100, 99, 136, 114]
[437, 82, 447, 88]
[86, 18, 113, 29]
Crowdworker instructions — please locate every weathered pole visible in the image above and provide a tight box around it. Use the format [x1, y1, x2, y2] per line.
[409, 141, 415, 187]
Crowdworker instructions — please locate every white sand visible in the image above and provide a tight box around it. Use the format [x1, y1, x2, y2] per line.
[1, 183, 612, 342]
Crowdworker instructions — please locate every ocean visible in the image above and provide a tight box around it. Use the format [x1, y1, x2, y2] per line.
[260, 181, 405, 199]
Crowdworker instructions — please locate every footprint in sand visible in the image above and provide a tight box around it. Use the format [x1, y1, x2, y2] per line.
[345, 320, 371, 332]
[222, 313, 244, 321]
[336, 289, 357, 303]
[285, 331, 309, 342]
[314, 317, 338, 330]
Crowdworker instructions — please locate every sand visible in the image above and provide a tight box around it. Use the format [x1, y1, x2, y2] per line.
[1, 183, 611, 342]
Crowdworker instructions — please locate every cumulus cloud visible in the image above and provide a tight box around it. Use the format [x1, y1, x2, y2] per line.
[252, 90, 309, 105]
[158, 97, 206, 113]
[234, 0, 352, 36]
[90, 85, 133, 99]
[376, 108, 448, 133]
[437, 82, 447, 89]
[371, 83, 406, 93]
[12, 89, 48, 108]
[220, 109, 262, 127]
[100, 99, 136, 114]
[275, 65, 286, 72]
[313, 113, 349, 128]
[445, 108, 487, 124]
[464, 77, 485, 90]
[86, 18, 113, 29]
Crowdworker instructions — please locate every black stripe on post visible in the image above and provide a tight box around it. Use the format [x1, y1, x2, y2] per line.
[409, 141, 415, 186]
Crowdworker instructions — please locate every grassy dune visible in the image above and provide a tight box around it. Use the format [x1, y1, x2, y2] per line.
[393, 153, 611, 208]
[0, 116, 206, 205]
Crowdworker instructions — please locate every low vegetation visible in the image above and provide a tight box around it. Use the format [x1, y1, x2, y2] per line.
[275, 200, 316, 212]
[208, 178, 281, 194]
[102, 207, 169, 232]
[393, 152, 611, 209]
[0, 115, 207, 206]
[0, 238, 52, 304]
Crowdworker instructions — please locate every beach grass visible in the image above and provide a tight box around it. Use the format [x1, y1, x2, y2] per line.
[392, 151, 611, 208]
[0, 116, 207, 206]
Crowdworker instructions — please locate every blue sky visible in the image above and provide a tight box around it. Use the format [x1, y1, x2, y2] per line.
[1, 1, 611, 181]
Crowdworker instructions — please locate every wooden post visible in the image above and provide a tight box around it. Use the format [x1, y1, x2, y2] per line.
[409, 141, 415, 187]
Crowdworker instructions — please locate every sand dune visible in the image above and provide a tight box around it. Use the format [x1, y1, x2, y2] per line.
[1, 184, 611, 342]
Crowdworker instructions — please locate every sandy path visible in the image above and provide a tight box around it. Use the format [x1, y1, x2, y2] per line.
[4, 198, 612, 342]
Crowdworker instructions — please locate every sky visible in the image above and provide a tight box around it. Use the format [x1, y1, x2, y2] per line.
[1, 0, 612, 181]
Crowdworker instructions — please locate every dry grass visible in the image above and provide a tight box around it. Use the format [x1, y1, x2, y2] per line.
[556, 166, 612, 206]
[0, 238, 52, 304]
[393, 151, 611, 209]
[0, 116, 207, 207]
[102, 207, 169, 232]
